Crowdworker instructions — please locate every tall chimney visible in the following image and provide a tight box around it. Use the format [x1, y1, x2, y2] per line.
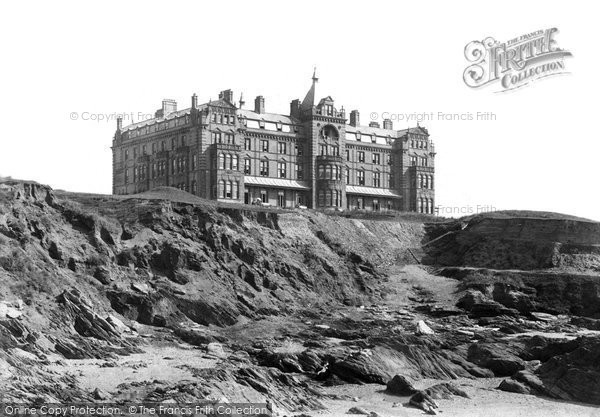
[219, 89, 234, 103]
[350, 110, 360, 127]
[254, 96, 265, 114]
[191, 93, 198, 109]
[162, 99, 177, 116]
[239, 93, 245, 109]
[383, 118, 393, 130]
[116, 116, 122, 132]
[290, 99, 301, 118]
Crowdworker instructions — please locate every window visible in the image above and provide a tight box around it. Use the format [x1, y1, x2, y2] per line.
[386, 154, 391, 165]
[219, 180, 225, 199]
[261, 140, 269, 152]
[345, 168, 350, 184]
[152, 143, 156, 154]
[191, 155, 196, 170]
[318, 190, 325, 207]
[260, 160, 269, 176]
[372, 199, 380, 211]
[219, 154, 225, 170]
[373, 172, 381, 187]
[331, 146, 339, 156]
[371, 136, 376, 144]
[356, 132, 361, 142]
[319, 144, 327, 156]
[181, 135, 186, 146]
[142, 145, 147, 155]
[277, 190, 285, 207]
[389, 173, 394, 188]
[296, 164, 303, 180]
[296, 144, 303, 156]
[171, 138, 176, 149]
[244, 158, 251, 174]
[233, 181, 239, 199]
[232, 155, 238, 171]
[318, 165, 324, 179]
[278, 162, 286, 178]
[226, 181, 232, 199]
[225, 154, 231, 170]
[212, 132, 222, 143]
[278, 142, 286, 154]
[124, 169, 129, 184]
[421, 157, 428, 167]
[357, 197, 364, 209]
[161, 141, 165, 152]
[358, 151, 365, 163]
[372, 153, 380, 165]
[191, 180, 197, 194]
[245, 138, 251, 150]
[225, 133, 234, 144]
[260, 189, 267, 203]
[358, 171, 365, 186]
[125, 150, 129, 160]
[410, 156, 417, 166]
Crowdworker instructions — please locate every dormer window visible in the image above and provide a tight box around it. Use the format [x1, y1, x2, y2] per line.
[325, 104, 333, 116]
[356, 132, 361, 142]
[259, 120, 265, 129]
[276, 122, 282, 131]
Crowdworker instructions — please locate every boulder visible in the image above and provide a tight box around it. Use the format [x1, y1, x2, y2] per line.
[386, 375, 417, 396]
[415, 320, 435, 335]
[497, 379, 531, 394]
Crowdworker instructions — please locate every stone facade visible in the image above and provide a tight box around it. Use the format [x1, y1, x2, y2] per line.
[111, 73, 435, 213]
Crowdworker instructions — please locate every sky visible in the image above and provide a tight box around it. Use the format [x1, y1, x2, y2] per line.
[1, 1, 598, 220]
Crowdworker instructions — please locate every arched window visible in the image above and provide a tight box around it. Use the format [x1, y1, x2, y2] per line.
[225, 154, 231, 170]
[318, 190, 325, 207]
[226, 181, 232, 198]
[219, 180, 225, 199]
[418, 198, 423, 213]
[318, 165, 324, 179]
[232, 155, 238, 171]
[219, 154, 225, 170]
[325, 190, 332, 206]
[233, 181, 239, 200]
[327, 165, 332, 180]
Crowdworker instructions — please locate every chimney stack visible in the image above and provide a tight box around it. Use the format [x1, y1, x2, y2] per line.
[191, 93, 198, 109]
[369, 121, 380, 128]
[239, 93, 245, 109]
[350, 110, 360, 127]
[162, 99, 177, 116]
[255, 95, 265, 114]
[383, 118, 393, 130]
[290, 99, 301, 119]
[219, 89, 234, 104]
[116, 116, 122, 131]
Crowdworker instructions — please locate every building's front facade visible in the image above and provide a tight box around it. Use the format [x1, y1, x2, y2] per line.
[112, 73, 435, 213]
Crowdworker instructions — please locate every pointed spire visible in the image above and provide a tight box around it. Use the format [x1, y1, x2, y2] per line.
[301, 68, 318, 110]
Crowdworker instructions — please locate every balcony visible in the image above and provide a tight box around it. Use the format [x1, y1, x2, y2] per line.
[409, 165, 435, 173]
[316, 154, 343, 164]
[213, 143, 241, 152]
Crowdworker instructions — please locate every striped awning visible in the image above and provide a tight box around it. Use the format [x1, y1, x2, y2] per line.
[244, 176, 310, 190]
[346, 185, 401, 198]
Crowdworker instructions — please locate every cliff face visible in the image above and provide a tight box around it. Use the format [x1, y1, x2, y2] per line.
[0, 181, 424, 332]
[422, 213, 600, 318]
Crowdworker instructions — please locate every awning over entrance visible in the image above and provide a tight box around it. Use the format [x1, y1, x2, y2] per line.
[346, 185, 401, 198]
[244, 176, 310, 190]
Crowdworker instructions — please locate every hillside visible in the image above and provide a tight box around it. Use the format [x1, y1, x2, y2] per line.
[1, 180, 600, 413]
